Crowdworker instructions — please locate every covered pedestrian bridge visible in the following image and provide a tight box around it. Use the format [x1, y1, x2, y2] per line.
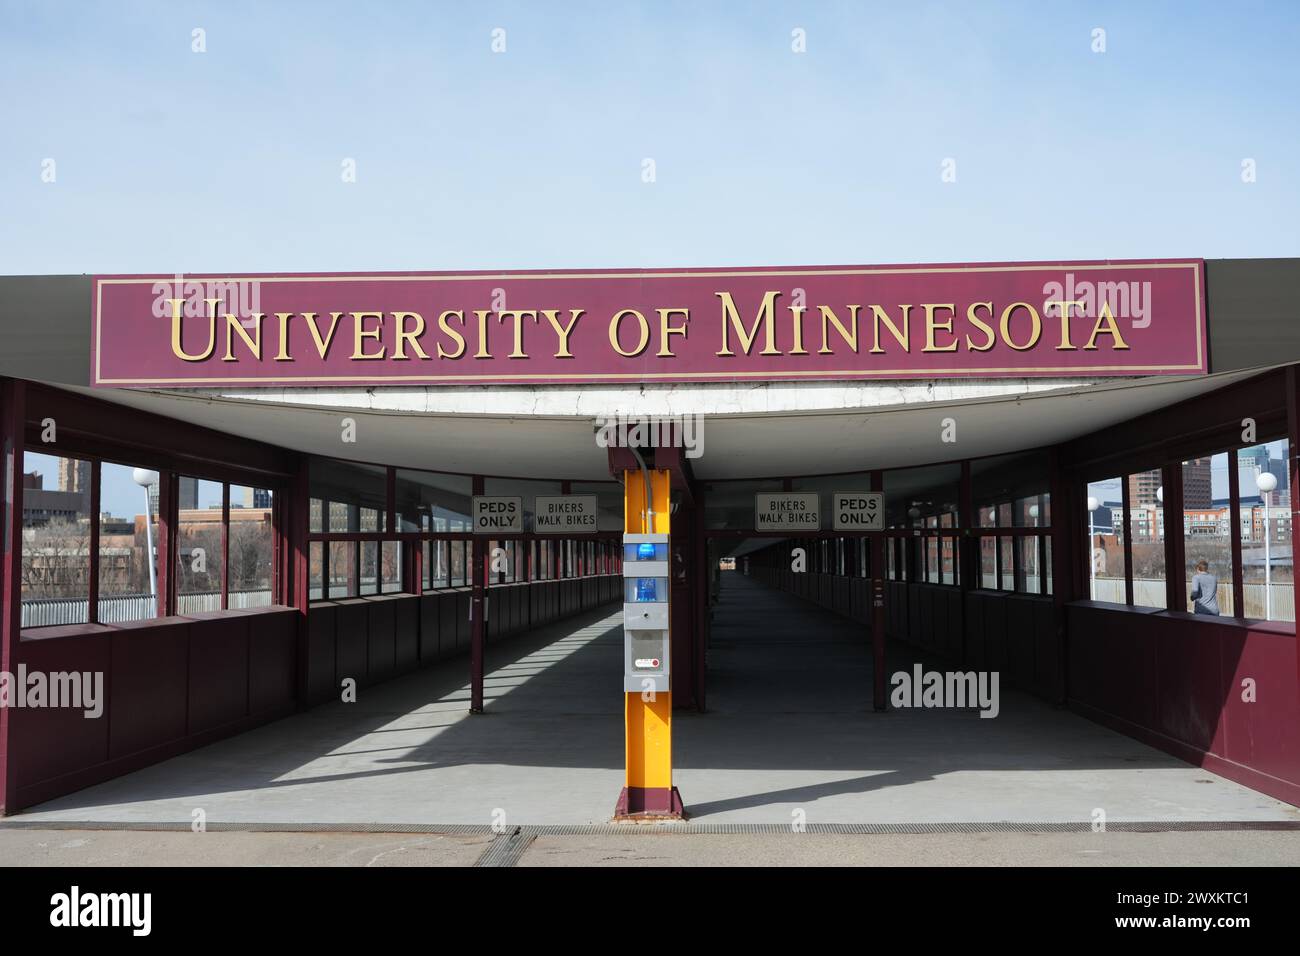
[2, 259, 1300, 824]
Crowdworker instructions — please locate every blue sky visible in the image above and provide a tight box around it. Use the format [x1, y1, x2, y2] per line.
[5, 2, 1299, 515]
[2, 0, 1298, 276]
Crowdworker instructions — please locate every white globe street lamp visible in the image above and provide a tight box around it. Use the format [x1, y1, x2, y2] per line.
[132, 468, 160, 607]
[1257, 471, 1278, 619]
[1028, 504, 1041, 589]
[1087, 496, 1099, 600]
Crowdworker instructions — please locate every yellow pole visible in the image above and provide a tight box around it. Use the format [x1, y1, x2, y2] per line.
[619, 467, 681, 817]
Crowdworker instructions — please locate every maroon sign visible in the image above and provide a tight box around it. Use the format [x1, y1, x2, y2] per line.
[91, 260, 1206, 387]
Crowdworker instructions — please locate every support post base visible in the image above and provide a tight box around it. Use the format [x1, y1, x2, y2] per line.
[614, 786, 686, 821]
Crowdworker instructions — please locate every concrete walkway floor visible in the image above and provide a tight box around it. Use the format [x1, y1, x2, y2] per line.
[8, 574, 1299, 827]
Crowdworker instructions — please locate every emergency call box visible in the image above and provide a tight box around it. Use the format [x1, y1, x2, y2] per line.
[622, 532, 670, 693]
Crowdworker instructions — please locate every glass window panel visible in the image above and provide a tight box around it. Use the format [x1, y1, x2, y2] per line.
[176, 479, 225, 613]
[396, 470, 473, 532]
[359, 507, 381, 533]
[973, 450, 1050, 529]
[360, 540, 379, 595]
[998, 536, 1015, 591]
[328, 540, 355, 598]
[980, 537, 997, 589]
[1125, 469, 1166, 609]
[1017, 537, 1039, 593]
[1045, 537, 1053, 595]
[310, 541, 324, 601]
[20, 452, 93, 627]
[883, 463, 959, 531]
[1182, 455, 1230, 616]
[1086, 477, 1125, 603]
[228, 485, 273, 608]
[97, 461, 158, 623]
[451, 540, 467, 587]
[310, 458, 386, 532]
[1239, 438, 1292, 621]
[381, 540, 402, 593]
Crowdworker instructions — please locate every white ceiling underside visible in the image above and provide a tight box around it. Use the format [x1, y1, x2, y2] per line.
[57, 368, 1274, 481]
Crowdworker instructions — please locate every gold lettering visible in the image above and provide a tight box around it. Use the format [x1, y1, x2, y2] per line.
[869, 304, 911, 353]
[656, 308, 690, 357]
[351, 311, 385, 360]
[473, 310, 492, 359]
[497, 310, 537, 359]
[818, 305, 860, 354]
[965, 302, 996, 351]
[392, 311, 430, 360]
[999, 302, 1041, 351]
[1046, 300, 1085, 351]
[169, 298, 216, 362]
[922, 303, 958, 353]
[273, 312, 293, 361]
[609, 309, 651, 357]
[789, 306, 809, 355]
[222, 312, 263, 361]
[716, 290, 781, 356]
[540, 309, 583, 359]
[1084, 301, 1131, 350]
[437, 310, 466, 359]
[303, 312, 344, 360]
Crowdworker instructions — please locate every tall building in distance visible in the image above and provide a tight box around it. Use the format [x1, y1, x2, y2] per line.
[1236, 445, 1290, 507]
[57, 457, 90, 495]
[1127, 470, 1162, 507]
[241, 487, 272, 509]
[1125, 459, 1212, 510]
[1181, 457, 1212, 509]
[148, 476, 198, 515]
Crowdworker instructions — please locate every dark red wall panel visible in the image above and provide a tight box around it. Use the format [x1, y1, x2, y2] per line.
[306, 603, 337, 704]
[186, 615, 250, 735]
[393, 596, 418, 671]
[12, 633, 112, 790]
[365, 598, 397, 682]
[108, 619, 190, 759]
[249, 609, 297, 715]
[419, 594, 441, 661]
[333, 600, 369, 687]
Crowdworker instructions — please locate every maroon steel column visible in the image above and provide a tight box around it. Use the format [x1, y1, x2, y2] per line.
[1227, 448, 1245, 617]
[157, 469, 174, 617]
[1287, 367, 1300, 686]
[1162, 461, 1186, 612]
[220, 481, 230, 609]
[1047, 448, 1071, 704]
[469, 475, 485, 714]
[291, 458, 311, 705]
[870, 470, 886, 711]
[1121, 476, 1134, 606]
[693, 490, 708, 713]
[89, 460, 101, 624]
[0, 378, 27, 814]
[957, 460, 973, 665]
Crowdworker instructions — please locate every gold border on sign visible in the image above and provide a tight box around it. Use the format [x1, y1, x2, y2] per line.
[92, 262, 1206, 385]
